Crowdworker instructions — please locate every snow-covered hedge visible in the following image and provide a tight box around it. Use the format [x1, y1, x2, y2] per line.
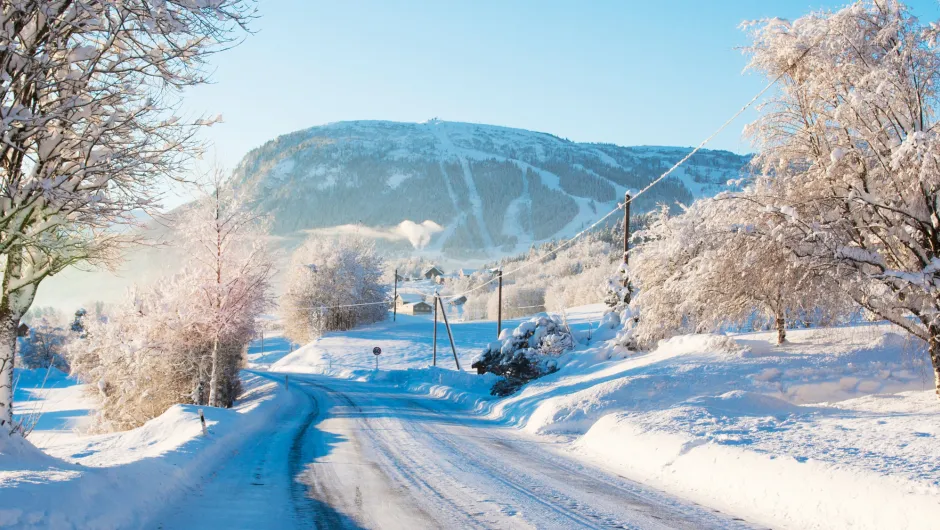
[472, 315, 574, 396]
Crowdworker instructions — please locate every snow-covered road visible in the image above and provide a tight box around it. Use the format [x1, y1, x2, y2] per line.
[158, 372, 754, 530]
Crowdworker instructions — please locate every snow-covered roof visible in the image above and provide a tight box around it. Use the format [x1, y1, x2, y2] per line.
[423, 266, 444, 276]
[396, 293, 426, 305]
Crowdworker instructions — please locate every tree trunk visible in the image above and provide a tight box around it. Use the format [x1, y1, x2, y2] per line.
[775, 311, 786, 345]
[0, 308, 17, 434]
[208, 334, 220, 407]
[928, 324, 940, 399]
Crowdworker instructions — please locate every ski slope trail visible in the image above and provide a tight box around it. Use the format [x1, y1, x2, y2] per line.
[427, 121, 496, 252]
[159, 371, 756, 529]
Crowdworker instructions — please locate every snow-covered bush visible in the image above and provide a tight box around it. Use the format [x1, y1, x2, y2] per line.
[70, 267, 266, 431]
[471, 315, 574, 396]
[462, 293, 490, 321]
[282, 236, 389, 344]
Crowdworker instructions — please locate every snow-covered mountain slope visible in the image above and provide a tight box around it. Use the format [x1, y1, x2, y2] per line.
[232, 120, 750, 257]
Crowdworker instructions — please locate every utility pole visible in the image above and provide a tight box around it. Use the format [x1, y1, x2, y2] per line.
[393, 268, 398, 322]
[432, 293, 438, 367]
[622, 191, 632, 304]
[497, 269, 503, 338]
[437, 296, 461, 370]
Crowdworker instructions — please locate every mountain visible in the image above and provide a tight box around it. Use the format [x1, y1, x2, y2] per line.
[231, 120, 750, 257]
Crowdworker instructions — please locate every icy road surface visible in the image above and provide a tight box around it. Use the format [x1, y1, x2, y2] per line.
[158, 373, 755, 530]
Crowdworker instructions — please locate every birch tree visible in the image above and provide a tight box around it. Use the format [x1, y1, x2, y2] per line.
[0, 1, 253, 433]
[743, 1, 940, 394]
[180, 171, 273, 407]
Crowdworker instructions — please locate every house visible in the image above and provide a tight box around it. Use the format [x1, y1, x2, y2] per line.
[395, 293, 433, 315]
[449, 296, 467, 306]
[423, 266, 444, 280]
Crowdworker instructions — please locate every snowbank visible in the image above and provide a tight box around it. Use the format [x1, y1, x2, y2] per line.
[577, 390, 940, 530]
[0, 372, 291, 529]
[490, 324, 939, 530]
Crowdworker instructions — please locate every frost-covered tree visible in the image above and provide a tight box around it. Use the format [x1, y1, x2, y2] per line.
[282, 236, 388, 344]
[743, 1, 940, 394]
[67, 174, 272, 427]
[18, 318, 69, 372]
[0, 0, 253, 433]
[70, 244, 270, 431]
[179, 172, 274, 407]
[632, 199, 849, 346]
[486, 285, 545, 320]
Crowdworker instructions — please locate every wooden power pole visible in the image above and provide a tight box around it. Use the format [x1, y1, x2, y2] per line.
[622, 191, 632, 304]
[432, 293, 438, 367]
[393, 268, 398, 321]
[497, 269, 503, 339]
[437, 296, 461, 370]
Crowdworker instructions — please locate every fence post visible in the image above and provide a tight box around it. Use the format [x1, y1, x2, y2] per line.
[437, 296, 461, 370]
[433, 293, 438, 367]
[285, 374, 289, 390]
[497, 269, 503, 339]
[199, 409, 207, 436]
[393, 268, 398, 322]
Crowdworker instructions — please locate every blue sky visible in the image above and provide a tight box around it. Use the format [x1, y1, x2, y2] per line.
[176, 0, 939, 201]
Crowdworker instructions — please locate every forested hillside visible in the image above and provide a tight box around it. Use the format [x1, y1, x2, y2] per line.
[232, 120, 749, 257]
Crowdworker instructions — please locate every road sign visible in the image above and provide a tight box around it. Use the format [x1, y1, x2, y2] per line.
[373, 346, 382, 356]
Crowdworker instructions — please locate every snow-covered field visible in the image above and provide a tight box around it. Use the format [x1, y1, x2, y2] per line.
[263, 307, 940, 530]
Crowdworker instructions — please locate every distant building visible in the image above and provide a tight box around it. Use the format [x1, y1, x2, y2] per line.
[395, 293, 433, 314]
[423, 266, 444, 280]
[449, 296, 467, 306]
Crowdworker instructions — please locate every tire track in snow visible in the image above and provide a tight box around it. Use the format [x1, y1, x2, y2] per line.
[301, 379, 489, 530]
[303, 376, 751, 529]
[403, 393, 755, 530]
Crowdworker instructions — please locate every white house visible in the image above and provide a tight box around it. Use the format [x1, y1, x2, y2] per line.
[395, 293, 432, 315]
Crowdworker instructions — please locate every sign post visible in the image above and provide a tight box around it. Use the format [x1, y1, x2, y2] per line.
[373, 346, 382, 370]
